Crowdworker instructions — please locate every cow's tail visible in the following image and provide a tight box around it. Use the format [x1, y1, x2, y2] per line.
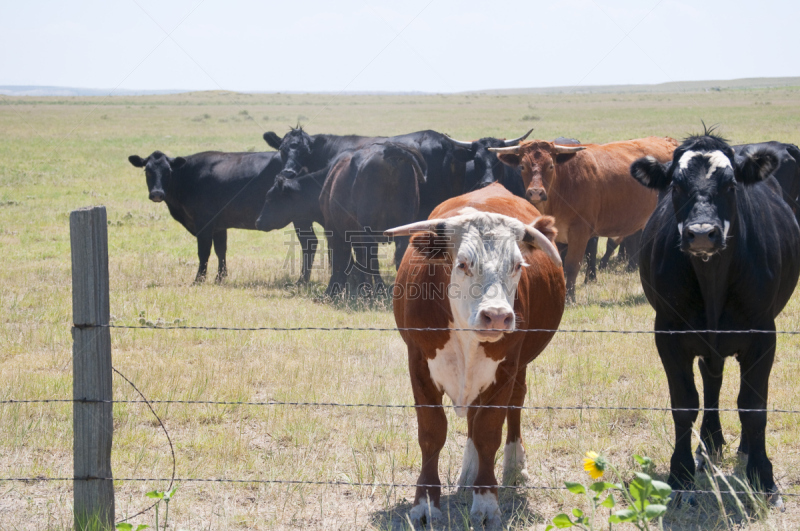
[784, 143, 800, 212]
[785, 143, 800, 182]
[383, 143, 427, 185]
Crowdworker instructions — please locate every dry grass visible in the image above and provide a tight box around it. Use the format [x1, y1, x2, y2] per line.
[1, 88, 800, 530]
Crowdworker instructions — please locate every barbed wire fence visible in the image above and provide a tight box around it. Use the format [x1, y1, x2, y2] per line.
[5, 206, 800, 528]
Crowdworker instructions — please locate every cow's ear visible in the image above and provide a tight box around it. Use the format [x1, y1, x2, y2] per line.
[410, 223, 456, 263]
[736, 146, 779, 185]
[128, 155, 146, 168]
[171, 157, 187, 169]
[630, 156, 671, 190]
[263, 131, 283, 150]
[533, 215, 557, 244]
[496, 153, 520, 167]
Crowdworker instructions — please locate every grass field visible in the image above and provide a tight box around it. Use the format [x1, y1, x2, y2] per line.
[2, 87, 800, 530]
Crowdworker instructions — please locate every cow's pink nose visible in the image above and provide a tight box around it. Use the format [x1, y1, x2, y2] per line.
[478, 308, 515, 330]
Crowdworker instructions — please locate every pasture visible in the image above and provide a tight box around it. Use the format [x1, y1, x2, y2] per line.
[2, 87, 800, 530]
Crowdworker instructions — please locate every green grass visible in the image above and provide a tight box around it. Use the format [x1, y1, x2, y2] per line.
[1, 88, 800, 529]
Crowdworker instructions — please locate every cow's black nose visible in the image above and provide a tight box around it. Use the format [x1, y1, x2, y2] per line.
[149, 191, 165, 202]
[685, 223, 720, 251]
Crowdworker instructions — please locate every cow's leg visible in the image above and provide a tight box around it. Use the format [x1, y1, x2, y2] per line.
[409, 349, 447, 526]
[618, 237, 629, 262]
[364, 239, 385, 296]
[556, 242, 568, 262]
[656, 333, 699, 492]
[457, 412, 479, 492]
[696, 354, 726, 471]
[294, 221, 318, 284]
[737, 333, 780, 505]
[564, 226, 591, 301]
[470, 375, 516, 530]
[624, 230, 642, 272]
[598, 238, 620, 270]
[393, 235, 409, 270]
[325, 232, 350, 298]
[503, 367, 529, 486]
[351, 242, 372, 297]
[194, 232, 213, 283]
[212, 229, 228, 282]
[584, 236, 598, 283]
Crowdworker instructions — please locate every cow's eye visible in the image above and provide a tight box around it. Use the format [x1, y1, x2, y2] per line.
[457, 261, 471, 275]
[514, 262, 523, 273]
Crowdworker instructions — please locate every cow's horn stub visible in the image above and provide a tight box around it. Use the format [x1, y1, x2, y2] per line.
[503, 129, 533, 147]
[488, 145, 521, 154]
[443, 135, 474, 149]
[552, 144, 586, 154]
[384, 219, 447, 238]
[522, 224, 562, 267]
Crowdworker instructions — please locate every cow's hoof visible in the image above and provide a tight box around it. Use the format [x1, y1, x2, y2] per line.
[668, 490, 697, 508]
[736, 451, 748, 466]
[502, 467, 529, 486]
[409, 500, 441, 528]
[502, 441, 529, 486]
[457, 439, 478, 494]
[694, 448, 722, 473]
[470, 492, 502, 530]
[768, 491, 785, 512]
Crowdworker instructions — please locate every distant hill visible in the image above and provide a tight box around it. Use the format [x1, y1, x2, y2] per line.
[1, 77, 799, 97]
[0, 86, 189, 97]
[467, 77, 800, 95]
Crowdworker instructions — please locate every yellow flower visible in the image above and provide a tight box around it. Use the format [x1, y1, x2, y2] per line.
[583, 451, 607, 479]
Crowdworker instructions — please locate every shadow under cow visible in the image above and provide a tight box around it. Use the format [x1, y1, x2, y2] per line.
[369, 489, 544, 530]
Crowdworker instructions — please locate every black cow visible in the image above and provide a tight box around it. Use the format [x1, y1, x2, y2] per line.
[630, 133, 800, 506]
[127, 150, 317, 283]
[257, 143, 426, 296]
[320, 142, 426, 296]
[445, 130, 533, 196]
[263, 127, 472, 221]
[586, 142, 800, 281]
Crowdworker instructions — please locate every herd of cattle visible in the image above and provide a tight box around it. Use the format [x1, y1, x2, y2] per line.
[129, 127, 800, 527]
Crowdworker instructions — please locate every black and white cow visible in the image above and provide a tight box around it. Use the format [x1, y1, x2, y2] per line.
[630, 133, 800, 506]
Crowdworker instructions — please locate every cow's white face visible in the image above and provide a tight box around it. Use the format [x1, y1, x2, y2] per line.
[448, 211, 527, 342]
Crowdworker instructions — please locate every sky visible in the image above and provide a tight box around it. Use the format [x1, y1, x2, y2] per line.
[1, 0, 798, 93]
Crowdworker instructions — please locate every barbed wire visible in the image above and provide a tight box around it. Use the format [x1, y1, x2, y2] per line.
[111, 366, 176, 524]
[94, 323, 800, 334]
[2, 476, 797, 498]
[3, 397, 799, 414]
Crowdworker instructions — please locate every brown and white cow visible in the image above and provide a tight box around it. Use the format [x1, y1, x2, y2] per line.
[491, 136, 678, 299]
[387, 183, 565, 528]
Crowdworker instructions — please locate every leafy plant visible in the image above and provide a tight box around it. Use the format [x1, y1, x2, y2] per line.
[115, 486, 177, 531]
[546, 453, 671, 531]
[115, 524, 149, 531]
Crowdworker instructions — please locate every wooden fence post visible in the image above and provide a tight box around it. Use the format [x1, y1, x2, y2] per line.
[70, 206, 115, 529]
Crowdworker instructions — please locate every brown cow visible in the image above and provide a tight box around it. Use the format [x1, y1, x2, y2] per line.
[491, 137, 678, 299]
[386, 183, 565, 528]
